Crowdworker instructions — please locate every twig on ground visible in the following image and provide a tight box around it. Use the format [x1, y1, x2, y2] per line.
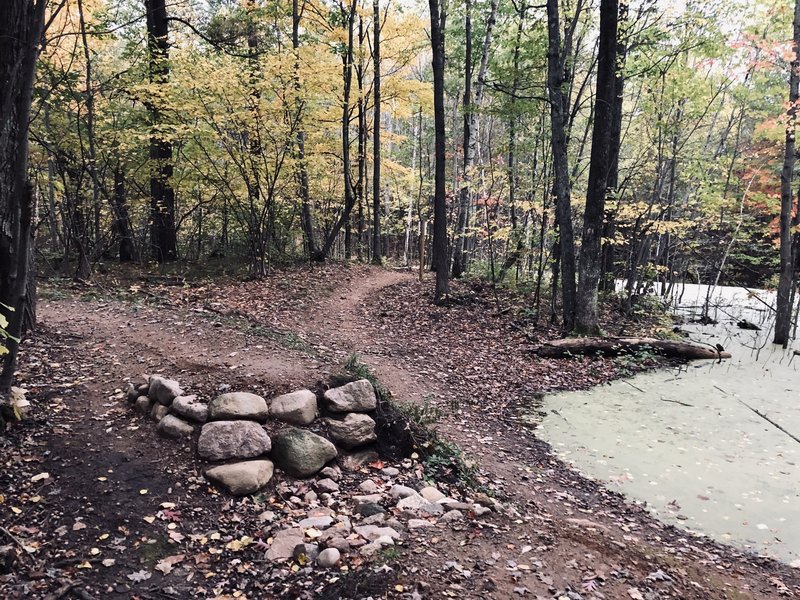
[737, 399, 800, 445]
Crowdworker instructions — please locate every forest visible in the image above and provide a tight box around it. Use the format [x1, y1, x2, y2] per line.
[1, 0, 800, 598]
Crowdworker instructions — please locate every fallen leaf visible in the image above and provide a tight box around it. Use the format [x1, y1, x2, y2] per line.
[127, 569, 152, 582]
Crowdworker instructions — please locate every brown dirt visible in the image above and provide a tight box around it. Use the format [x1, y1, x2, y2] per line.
[1, 262, 798, 599]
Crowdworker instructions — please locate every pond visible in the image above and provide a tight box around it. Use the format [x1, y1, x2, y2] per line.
[535, 284, 800, 565]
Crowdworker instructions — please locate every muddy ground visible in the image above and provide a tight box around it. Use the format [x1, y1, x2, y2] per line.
[1, 262, 798, 599]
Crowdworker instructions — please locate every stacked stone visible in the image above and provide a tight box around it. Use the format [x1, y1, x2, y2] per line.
[125, 376, 381, 498]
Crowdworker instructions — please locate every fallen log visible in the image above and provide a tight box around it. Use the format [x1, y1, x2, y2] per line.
[536, 337, 731, 360]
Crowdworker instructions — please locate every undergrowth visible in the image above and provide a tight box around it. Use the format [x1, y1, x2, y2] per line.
[339, 355, 480, 490]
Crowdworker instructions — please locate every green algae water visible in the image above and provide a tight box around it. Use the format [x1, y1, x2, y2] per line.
[534, 284, 800, 565]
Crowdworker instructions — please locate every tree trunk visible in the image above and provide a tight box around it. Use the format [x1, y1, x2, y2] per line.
[114, 167, 137, 262]
[452, 0, 498, 278]
[145, 0, 177, 263]
[546, 0, 580, 330]
[371, 0, 382, 264]
[292, 0, 320, 260]
[429, 0, 449, 303]
[0, 0, 46, 393]
[319, 0, 357, 260]
[774, 0, 800, 347]
[575, 0, 619, 335]
[537, 337, 731, 360]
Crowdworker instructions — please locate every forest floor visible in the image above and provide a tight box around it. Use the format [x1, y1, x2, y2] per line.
[1, 262, 799, 599]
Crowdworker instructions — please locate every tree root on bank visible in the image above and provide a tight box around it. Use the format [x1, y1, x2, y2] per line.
[536, 337, 731, 360]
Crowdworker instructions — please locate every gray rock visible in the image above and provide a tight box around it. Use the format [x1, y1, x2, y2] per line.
[361, 513, 386, 525]
[270, 428, 337, 478]
[171, 395, 208, 423]
[358, 480, 379, 494]
[354, 525, 400, 542]
[148, 376, 184, 405]
[209, 392, 268, 422]
[472, 504, 491, 517]
[136, 382, 150, 396]
[150, 403, 169, 422]
[325, 537, 350, 553]
[157, 414, 195, 439]
[408, 519, 434, 530]
[327, 413, 377, 450]
[323, 380, 377, 413]
[266, 528, 305, 561]
[315, 478, 340, 493]
[270, 389, 317, 425]
[396, 493, 426, 510]
[126, 384, 139, 404]
[419, 486, 446, 502]
[420, 502, 444, 516]
[319, 466, 341, 481]
[299, 515, 334, 529]
[293, 543, 320, 562]
[354, 493, 382, 504]
[356, 502, 385, 517]
[135, 396, 153, 415]
[441, 509, 464, 522]
[317, 547, 341, 568]
[380, 467, 400, 477]
[204, 460, 274, 496]
[389, 484, 417, 499]
[198, 421, 271, 461]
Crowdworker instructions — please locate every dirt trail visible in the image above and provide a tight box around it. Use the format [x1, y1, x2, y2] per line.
[23, 268, 800, 599]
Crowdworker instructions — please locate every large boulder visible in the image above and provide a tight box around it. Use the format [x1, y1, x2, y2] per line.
[323, 379, 377, 413]
[327, 413, 377, 449]
[209, 392, 268, 422]
[198, 421, 271, 461]
[204, 460, 274, 496]
[271, 428, 337, 478]
[171, 395, 208, 423]
[270, 389, 317, 425]
[148, 376, 184, 406]
[157, 414, 195, 439]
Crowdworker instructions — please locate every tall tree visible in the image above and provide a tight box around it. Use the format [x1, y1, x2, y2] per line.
[145, 0, 178, 262]
[371, 0, 383, 264]
[575, 0, 619, 334]
[774, 0, 800, 346]
[452, 0, 499, 278]
[546, 0, 582, 330]
[0, 0, 48, 392]
[429, 0, 449, 303]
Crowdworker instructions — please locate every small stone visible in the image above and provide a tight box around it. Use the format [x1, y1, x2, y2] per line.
[359, 542, 383, 557]
[315, 478, 340, 493]
[135, 396, 153, 415]
[472, 492, 494, 508]
[293, 543, 320, 563]
[266, 528, 305, 561]
[420, 502, 444, 516]
[361, 513, 386, 525]
[148, 376, 184, 405]
[299, 516, 334, 529]
[319, 466, 341, 481]
[258, 511, 276, 523]
[197, 421, 271, 461]
[408, 519, 434, 530]
[157, 414, 195, 439]
[419, 486, 446, 502]
[396, 493, 426, 510]
[170, 395, 208, 423]
[472, 505, 491, 517]
[270, 389, 317, 425]
[304, 490, 318, 503]
[323, 380, 377, 413]
[150, 403, 169, 423]
[356, 502, 385, 517]
[389, 484, 416, 499]
[204, 460, 274, 496]
[317, 547, 341, 568]
[380, 467, 400, 477]
[354, 494, 382, 504]
[358, 480, 379, 494]
[325, 537, 350, 553]
[126, 384, 139, 404]
[441, 509, 464, 522]
[354, 525, 400, 542]
[209, 392, 268, 422]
